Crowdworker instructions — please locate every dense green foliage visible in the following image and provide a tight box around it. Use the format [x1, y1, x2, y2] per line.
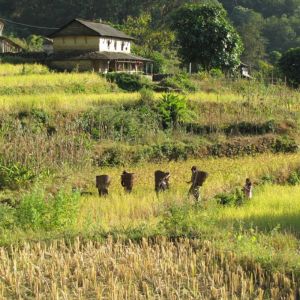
[0, 65, 298, 296]
[1, 0, 300, 69]
[279, 47, 300, 87]
[106, 72, 152, 91]
[157, 93, 191, 129]
[0, 190, 80, 231]
[231, 6, 266, 65]
[171, 4, 243, 71]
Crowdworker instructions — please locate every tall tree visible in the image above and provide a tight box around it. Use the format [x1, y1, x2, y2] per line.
[231, 6, 266, 65]
[121, 13, 177, 73]
[171, 3, 243, 71]
[263, 15, 299, 53]
[220, 0, 300, 17]
[279, 47, 300, 87]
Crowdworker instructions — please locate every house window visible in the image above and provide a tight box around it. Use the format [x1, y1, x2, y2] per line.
[85, 37, 88, 44]
[121, 41, 125, 51]
[107, 40, 111, 48]
[114, 41, 117, 50]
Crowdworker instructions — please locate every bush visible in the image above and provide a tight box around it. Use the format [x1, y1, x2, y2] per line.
[16, 190, 80, 231]
[16, 191, 48, 230]
[0, 162, 36, 190]
[49, 191, 80, 229]
[106, 72, 152, 91]
[80, 105, 159, 143]
[287, 170, 300, 186]
[0, 205, 16, 229]
[147, 51, 167, 74]
[225, 120, 276, 136]
[215, 189, 245, 206]
[272, 136, 299, 153]
[160, 73, 196, 92]
[97, 147, 127, 167]
[209, 68, 224, 79]
[159, 205, 201, 238]
[157, 93, 192, 129]
[139, 87, 155, 106]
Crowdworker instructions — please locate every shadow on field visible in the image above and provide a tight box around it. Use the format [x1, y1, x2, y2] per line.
[218, 212, 300, 237]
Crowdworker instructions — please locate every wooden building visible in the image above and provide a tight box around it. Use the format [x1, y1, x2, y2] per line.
[48, 19, 152, 73]
[0, 20, 23, 54]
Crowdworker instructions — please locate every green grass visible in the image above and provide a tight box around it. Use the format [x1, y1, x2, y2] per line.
[0, 63, 50, 76]
[0, 92, 141, 111]
[219, 184, 300, 233]
[0, 72, 114, 95]
[0, 63, 300, 281]
[33, 152, 297, 237]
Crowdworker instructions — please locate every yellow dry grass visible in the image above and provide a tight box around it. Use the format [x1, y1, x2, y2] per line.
[0, 238, 296, 299]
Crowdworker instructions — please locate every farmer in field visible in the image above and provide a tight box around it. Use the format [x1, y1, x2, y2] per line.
[96, 175, 111, 196]
[243, 178, 253, 199]
[188, 166, 209, 202]
[155, 170, 170, 193]
[121, 171, 135, 193]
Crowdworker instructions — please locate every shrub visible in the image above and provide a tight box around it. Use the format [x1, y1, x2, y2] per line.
[139, 87, 155, 106]
[106, 72, 151, 91]
[215, 189, 245, 206]
[287, 170, 300, 186]
[157, 93, 192, 129]
[159, 205, 200, 238]
[272, 136, 299, 153]
[209, 68, 224, 79]
[160, 73, 196, 92]
[225, 120, 276, 136]
[97, 147, 127, 167]
[0, 162, 36, 190]
[147, 51, 167, 74]
[80, 105, 159, 143]
[16, 190, 80, 231]
[16, 191, 48, 230]
[49, 191, 80, 229]
[0, 205, 16, 229]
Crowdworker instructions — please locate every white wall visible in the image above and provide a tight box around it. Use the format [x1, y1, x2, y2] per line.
[99, 38, 131, 53]
[53, 36, 132, 53]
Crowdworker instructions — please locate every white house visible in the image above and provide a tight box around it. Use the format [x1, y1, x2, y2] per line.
[48, 18, 152, 73]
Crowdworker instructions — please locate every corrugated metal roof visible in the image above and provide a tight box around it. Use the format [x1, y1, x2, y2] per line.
[49, 19, 134, 40]
[77, 19, 133, 40]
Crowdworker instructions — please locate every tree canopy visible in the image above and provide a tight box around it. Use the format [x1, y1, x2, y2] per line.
[171, 4, 243, 71]
[0, 0, 300, 70]
[231, 6, 266, 65]
[279, 48, 300, 87]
